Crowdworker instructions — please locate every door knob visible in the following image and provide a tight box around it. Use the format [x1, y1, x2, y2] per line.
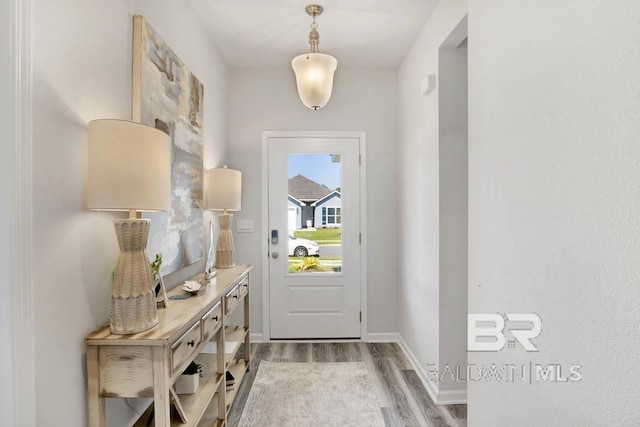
[271, 252, 279, 259]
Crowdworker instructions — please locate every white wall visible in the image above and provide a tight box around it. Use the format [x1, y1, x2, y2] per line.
[31, 1, 228, 425]
[397, 0, 468, 402]
[438, 38, 468, 394]
[0, 0, 15, 424]
[468, 1, 640, 425]
[228, 68, 398, 336]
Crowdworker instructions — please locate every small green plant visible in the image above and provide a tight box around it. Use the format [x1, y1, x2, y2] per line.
[183, 360, 203, 377]
[150, 253, 162, 281]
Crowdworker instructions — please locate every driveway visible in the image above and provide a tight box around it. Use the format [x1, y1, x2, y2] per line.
[319, 244, 341, 258]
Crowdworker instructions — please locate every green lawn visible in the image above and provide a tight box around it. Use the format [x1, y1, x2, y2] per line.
[293, 228, 341, 244]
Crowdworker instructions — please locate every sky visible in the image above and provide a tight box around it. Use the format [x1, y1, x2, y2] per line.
[288, 153, 341, 190]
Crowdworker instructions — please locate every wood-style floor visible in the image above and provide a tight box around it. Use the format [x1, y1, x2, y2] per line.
[227, 342, 467, 427]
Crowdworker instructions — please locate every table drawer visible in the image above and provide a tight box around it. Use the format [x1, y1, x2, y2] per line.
[225, 285, 240, 314]
[202, 301, 222, 342]
[238, 276, 248, 298]
[171, 321, 202, 374]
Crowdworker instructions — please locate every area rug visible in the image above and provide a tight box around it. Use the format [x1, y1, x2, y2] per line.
[238, 361, 385, 427]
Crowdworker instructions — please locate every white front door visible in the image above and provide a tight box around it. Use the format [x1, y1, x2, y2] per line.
[267, 135, 362, 339]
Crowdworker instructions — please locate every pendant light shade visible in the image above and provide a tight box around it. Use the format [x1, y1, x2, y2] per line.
[292, 53, 337, 110]
[291, 4, 337, 111]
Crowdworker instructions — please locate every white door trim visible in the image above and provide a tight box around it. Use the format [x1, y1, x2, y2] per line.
[261, 131, 367, 341]
[9, 0, 36, 424]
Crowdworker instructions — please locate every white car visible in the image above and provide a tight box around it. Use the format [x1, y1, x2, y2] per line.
[288, 235, 320, 257]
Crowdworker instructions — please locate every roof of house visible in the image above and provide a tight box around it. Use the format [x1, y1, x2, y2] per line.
[311, 190, 341, 206]
[288, 194, 303, 206]
[288, 174, 333, 202]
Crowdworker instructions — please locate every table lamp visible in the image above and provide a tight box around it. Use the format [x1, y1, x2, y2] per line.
[87, 119, 171, 334]
[206, 166, 242, 269]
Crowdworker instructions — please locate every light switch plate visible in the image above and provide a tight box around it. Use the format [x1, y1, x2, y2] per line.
[236, 219, 254, 233]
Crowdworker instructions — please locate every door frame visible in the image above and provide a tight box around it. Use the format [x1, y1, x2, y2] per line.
[5, 0, 36, 424]
[261, 131, 368, 341]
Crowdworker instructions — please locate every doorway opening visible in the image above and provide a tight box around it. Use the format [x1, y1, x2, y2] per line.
[437, 16, 468, 405]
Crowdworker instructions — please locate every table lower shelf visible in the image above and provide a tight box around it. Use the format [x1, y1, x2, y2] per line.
[132, 327, 250, 427]
[133, 353, 224, 427]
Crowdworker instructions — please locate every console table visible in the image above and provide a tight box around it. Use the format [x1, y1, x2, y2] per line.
[85, 265, 252, 427]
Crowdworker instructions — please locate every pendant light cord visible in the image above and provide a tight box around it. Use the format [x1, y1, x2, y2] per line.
[309, 11, 320, 53]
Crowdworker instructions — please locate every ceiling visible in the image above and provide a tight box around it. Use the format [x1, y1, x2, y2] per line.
[187, 0, 440, 69]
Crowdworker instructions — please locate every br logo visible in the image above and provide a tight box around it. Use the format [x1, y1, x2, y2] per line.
[468, 313, 541, 352]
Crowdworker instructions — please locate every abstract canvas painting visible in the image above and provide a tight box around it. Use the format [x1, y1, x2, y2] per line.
[133, 15, 204, 275]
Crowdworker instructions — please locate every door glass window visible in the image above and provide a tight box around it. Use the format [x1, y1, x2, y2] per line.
[287, 153, 342, 274]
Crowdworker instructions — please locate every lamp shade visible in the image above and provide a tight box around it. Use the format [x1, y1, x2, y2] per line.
[87, 119, 171, 212]
[207, 166, 242, 211]
[291, 52, 337, 110]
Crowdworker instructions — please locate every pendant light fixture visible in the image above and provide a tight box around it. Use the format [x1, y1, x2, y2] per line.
[291, 4, 337, 110]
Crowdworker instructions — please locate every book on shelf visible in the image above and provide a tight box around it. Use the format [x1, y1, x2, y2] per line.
[226, 370, 235, 386]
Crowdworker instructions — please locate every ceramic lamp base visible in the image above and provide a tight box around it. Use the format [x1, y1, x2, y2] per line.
[110, 219, 158, 334]
[215, 213, 236, 269]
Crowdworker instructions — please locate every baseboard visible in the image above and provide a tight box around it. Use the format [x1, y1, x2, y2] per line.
[366, 332, 400, 343]
[396, 335, 440, 403]
[253, 332, 397, 343]
[396, 335, 467, 405]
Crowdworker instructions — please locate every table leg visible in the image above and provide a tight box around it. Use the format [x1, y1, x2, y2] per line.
[152, 347, 170, 426]
[87, 346, 105, 427]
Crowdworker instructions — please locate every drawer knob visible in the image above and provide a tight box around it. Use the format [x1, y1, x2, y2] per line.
[212, 315, 218, 321]
[233, 295, 238, 299]
[187, 340, 195, 347]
